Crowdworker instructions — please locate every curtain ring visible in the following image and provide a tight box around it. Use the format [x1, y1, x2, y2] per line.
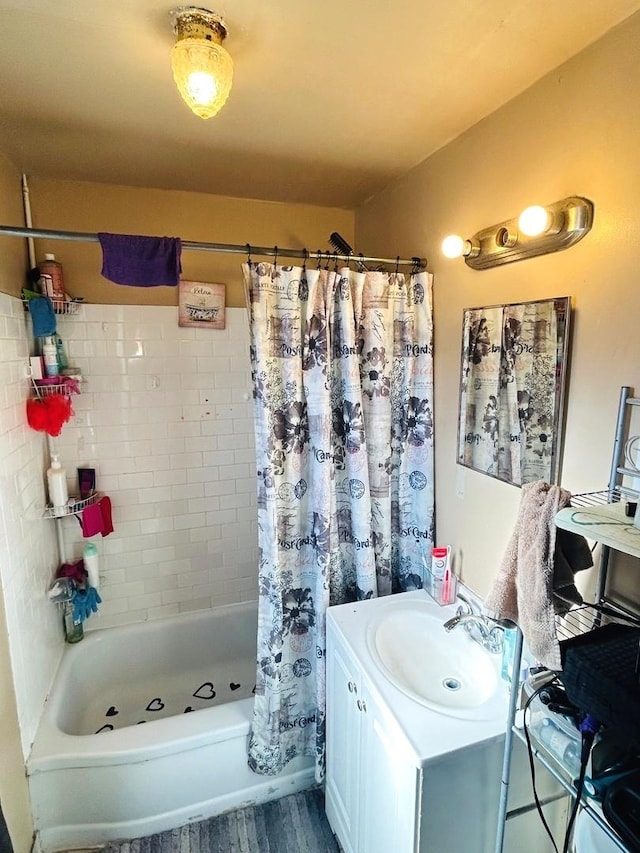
[302, 248, 308, 272]
[395, 256, 400, 276]
[316, 249, 322, 270]
[246, 243, 252, 266]
[273, 245, 278, 268]
[324, 251, 330, 271]
[333, 251, 339, 272]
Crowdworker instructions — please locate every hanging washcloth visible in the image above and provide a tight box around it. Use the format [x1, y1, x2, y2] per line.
[483, 481, 593, 671]
[27, 296, 57, 337]
[97, 232, 182, 287]
[80, 496, 114, 538]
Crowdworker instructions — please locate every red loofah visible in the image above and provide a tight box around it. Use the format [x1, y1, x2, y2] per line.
[26, 398, 49, 432]
[44, 394, 74, 435]
[26, 394, 74, 436]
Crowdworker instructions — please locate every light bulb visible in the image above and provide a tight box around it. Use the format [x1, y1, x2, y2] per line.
[187, 71, 218, 106]
[518, 205, 551, 237]
[441, 234, 465, 259]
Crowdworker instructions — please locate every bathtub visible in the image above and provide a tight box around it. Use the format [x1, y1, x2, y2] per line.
[27, 601, 315, 853]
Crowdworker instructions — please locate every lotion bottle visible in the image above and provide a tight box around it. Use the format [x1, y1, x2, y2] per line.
[46, 453, 68, 517]
[83, 542, 100, 591]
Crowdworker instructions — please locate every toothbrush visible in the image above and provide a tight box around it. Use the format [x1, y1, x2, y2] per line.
[442, 564, 451, 605]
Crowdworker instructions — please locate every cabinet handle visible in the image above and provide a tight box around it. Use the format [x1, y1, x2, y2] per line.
[356, 699, 367, 713]
[348, 681, 357, 694]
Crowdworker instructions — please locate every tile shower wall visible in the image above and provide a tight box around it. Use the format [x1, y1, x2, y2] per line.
[0, 293, 61, 756]
[54, 304, 258, 630]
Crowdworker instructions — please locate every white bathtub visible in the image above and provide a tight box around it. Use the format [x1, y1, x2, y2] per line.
[27, 601, 315, 853]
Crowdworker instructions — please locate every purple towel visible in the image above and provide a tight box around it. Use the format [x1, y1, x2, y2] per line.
[98, 233, 182, 287]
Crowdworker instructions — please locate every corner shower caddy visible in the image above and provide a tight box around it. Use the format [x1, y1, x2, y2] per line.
[25, 300, 91, 557]
[495, 385, 640, 853]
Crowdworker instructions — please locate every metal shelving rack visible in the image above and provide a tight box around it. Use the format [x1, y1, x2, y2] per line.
[494, 386, 640, 853]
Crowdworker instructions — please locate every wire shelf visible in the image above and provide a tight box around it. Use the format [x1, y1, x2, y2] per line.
[569, 489, 622, 507]
[22, 297, 81, 315]
[45, 492, 100, 518]
[31, 378, 80, 398]
[555, 601, 640, 643]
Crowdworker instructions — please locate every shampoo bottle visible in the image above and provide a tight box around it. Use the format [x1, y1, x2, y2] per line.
[54, 334, 68, 371]
[39, 253, 65, 302]
[46, 453, 68, 517]
[83, 542, 100, 591]
[42, 337, 59, 377]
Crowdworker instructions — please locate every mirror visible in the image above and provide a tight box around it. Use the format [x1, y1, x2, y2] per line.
[457, 296, 570, 486]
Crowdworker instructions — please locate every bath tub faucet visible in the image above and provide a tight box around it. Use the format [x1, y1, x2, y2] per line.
[443, 595, 504, 654]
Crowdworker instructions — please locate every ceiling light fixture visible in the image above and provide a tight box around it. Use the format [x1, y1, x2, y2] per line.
[170, 7, 233, 120]
[441, 196, 594, 270]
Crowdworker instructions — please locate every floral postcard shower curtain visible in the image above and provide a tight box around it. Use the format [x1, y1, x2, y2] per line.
[242, 261, 434, 779]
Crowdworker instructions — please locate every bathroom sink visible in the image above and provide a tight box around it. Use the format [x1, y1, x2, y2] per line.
[368, 603, 504, 720]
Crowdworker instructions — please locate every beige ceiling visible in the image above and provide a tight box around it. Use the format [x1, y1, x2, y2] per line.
[1, 0, 639, 208]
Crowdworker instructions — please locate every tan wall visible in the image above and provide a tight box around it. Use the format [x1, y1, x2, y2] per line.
[0, 154, 34, 852]
[27, 178, 354, 307]
[356, 12, 640, 598]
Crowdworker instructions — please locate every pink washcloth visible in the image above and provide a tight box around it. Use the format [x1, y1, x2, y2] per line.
[99, 496, 114, 536]
[483, 481, 592, 670]
[80, 496, 114, 538]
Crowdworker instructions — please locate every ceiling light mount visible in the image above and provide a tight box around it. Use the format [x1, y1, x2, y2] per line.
[441, 196, 594, 270]
[170, 6, 233, 120]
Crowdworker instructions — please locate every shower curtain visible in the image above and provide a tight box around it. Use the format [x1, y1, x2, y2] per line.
[242, 261, 434, 780]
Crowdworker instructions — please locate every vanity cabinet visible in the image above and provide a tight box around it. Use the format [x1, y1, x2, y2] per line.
[325, 592, 563, 853]
[325, 621, 419, 853]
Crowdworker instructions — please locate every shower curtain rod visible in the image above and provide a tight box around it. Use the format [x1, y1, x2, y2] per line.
[0, 224, 427, 269]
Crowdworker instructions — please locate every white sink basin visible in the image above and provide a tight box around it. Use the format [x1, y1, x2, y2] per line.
[368, 602, 504, 720]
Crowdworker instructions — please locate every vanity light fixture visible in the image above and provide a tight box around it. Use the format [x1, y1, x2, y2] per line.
[441, 196, 594, 270]
[170, 7, 233, 119]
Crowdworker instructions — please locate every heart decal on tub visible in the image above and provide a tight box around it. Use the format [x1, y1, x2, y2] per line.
[193, 682, 216, 700]
[146, 698, 165, 712]
[230, 682, 241, 691]
[105, 706, 119, 716]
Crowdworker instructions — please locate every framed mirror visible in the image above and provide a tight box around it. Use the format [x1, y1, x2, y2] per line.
[457, 296, 570, 486]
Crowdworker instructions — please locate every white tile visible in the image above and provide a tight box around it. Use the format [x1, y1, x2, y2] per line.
[142, 546, 177, 564]
[170, 483, 204, 501]
[174, 512, 206, 530]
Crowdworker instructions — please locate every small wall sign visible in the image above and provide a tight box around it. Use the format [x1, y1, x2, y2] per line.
[178, 280, 226, 329]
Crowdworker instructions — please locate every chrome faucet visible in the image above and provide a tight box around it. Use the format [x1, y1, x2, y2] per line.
[443, 593, 504, 654]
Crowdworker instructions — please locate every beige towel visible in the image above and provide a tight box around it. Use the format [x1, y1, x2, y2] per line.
[483, 481, 592, 671]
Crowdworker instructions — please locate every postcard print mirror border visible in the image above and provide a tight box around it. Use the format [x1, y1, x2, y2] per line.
[457, 296, 570, 487]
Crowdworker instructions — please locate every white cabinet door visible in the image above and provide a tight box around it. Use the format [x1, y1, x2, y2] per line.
[326, 619, 420, 853]
[325, 625, 362, 853]
[359, 681, 420, 853]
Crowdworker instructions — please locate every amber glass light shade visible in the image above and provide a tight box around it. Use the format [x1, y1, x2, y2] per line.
[171, 9, 233, 120]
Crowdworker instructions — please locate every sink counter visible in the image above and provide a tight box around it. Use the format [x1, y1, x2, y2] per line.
[327, 589, 510, 768]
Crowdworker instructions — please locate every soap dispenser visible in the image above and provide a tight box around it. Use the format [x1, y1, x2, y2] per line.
[46, 453, 68, 517]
